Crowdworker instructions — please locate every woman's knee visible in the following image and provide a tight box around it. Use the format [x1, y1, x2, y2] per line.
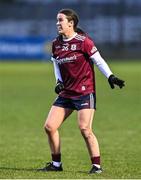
[79, 126, 93, 139]
[44, 123, 56, 134]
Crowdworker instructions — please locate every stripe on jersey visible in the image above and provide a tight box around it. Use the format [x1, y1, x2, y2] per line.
[90, 93, 94, 109]
[75, 34, 85, 41]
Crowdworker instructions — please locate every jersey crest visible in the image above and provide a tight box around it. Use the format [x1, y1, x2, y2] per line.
[71, 44, 77, 50]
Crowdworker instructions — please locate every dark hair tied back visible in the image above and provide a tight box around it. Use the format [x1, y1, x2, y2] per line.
[76, 27, 86, 35]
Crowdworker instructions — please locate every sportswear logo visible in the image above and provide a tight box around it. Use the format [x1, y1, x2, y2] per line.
[55, 45, 61, 49]
[82, 85, 86, 91]
[91, 46, 97, 54]
[81, 103, 89, 106]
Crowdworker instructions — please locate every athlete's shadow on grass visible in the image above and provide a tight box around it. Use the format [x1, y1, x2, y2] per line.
[0, 167, 89, 174]
[77, 170, 90, 174]
[0, 167, 36, 172]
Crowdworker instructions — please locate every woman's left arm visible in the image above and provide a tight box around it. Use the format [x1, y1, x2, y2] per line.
[90, 52, 125, 89]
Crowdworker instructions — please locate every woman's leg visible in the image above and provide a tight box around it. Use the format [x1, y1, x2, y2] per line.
[44, 105, 73, 155]
[77, 109, 102, 173]
[78, 109, 100, 157]
[37, 106, 73, 171]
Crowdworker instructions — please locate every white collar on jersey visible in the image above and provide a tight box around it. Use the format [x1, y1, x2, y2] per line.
[63, 33, 77, 42]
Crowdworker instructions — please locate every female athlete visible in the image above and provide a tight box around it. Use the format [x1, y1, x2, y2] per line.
[38, 9, 125, 174]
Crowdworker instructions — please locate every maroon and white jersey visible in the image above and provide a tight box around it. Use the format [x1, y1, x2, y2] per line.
[52, 33, 98, 98]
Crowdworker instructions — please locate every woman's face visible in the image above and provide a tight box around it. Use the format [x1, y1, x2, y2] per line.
[56, 13, 74, 35]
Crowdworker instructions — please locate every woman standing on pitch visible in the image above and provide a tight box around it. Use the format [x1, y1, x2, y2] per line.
[38, 9, 125, 173]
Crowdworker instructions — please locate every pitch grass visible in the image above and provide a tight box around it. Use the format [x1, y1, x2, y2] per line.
[0, 61, 141, 179]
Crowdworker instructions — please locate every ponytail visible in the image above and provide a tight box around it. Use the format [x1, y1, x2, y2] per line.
[76, 27, 86, 35]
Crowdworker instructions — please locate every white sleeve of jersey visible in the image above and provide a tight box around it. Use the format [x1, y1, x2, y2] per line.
[90, 51, 113, 78]
[51, 57, 63, 82]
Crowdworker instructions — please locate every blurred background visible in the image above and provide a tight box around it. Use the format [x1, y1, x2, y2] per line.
[0, 1, 141, 179]
[0, 0, 141, 61]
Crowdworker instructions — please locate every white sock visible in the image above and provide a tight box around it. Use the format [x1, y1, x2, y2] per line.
[93, 164, 100, 168]
[52, 161, 61, 167]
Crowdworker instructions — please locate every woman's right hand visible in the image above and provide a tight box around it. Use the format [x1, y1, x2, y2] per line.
[55, 80, 64, 94]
